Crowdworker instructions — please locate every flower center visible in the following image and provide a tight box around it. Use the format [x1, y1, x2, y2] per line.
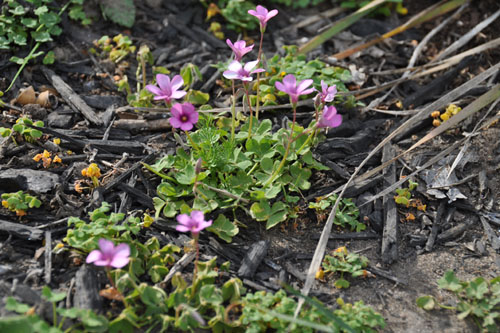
[181, 115, 188, 122]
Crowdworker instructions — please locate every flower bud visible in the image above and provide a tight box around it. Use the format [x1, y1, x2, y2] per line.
[195, 158, 203, 175]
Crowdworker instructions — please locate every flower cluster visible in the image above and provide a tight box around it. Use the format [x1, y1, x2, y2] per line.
[145, 73, 200, 132]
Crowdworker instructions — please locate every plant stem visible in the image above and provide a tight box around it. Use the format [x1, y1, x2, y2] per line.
[230, 81, 236, 143]
[244, 83, 255, 140]
[6, 0, 72, 92]
[263, 101, 297, 187]
[185, 131, 200, 152]
[254, 30, 264, 120]
[295, 127, 316, 155]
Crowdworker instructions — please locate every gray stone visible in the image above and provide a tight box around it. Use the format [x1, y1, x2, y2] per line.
[47, 111, 74, 128]
[0, 168, 60, 193]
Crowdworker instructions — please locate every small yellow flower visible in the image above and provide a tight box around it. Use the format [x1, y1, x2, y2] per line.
[81, 168, 87, 177]
[53, 155, 62, 164]
[334, 246, 347, 254]
[53, 138, 61, 145]
[74, 182, 84, 193]
[16, 209, 26, 217]
[2, 200, 9, 208]
[432, 119, 441, 127]
[33, 154, 43, 162]
[86, 163, 101, 178]
[66, 150, 73, 155]
[431, 111, 441, 118]
[315, 268, 325, 280]
[42, 150, 51, 159]
[280, 71, 286, 77]
[446, 104, 461, 115]
[55, 243, 64, 249]
[440, 112, 450, 121]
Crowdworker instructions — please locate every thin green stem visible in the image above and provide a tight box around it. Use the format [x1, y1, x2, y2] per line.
[244, 83, 255, 140]
[230, 81, 236, 143]
[295, 127, 316, 155]
[6, 1, 72, 92]
[185, 131, 200, 152]
[263, 102, 297, 187]
[52, 301, 57, 327]
[254, 31, 264, 120]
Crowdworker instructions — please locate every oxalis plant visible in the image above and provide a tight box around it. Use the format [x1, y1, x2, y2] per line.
[145, 5, 349, 236]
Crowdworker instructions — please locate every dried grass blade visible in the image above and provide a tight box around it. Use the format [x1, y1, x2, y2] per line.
[332, 0, 468, 60]
[298, 0, 388, 55]
[433, 8, 500, 61]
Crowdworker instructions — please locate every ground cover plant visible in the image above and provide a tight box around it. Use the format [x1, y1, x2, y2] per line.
[0, 0, 499, 332]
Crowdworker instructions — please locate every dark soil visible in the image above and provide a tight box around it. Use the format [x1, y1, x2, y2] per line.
[0, 0, 499, 332]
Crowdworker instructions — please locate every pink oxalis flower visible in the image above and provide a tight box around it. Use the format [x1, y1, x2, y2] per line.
[223, 60, 265, 82]
[86, 239, 130, 269]
[176, 210, 213, 235]
[146, 74, 187, 104]
[226, 39, 254, 61]
[318, 80, 337, 103]
[170, 102, 199, 131]
[275, 74, 316, 104]
[248, 5, 278, 30]
[317, 105, 342, 129]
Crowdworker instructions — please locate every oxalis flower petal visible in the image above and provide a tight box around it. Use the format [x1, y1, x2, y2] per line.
[86, 239, 130, 269]
[275, 74, 316, 104]
[175, 210, 212, 236]
[147, 74, 186, 104]
[169, 102, 198, 131]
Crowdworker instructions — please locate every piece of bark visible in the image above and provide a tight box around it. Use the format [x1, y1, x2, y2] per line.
[437, 222, 469, 241]
[367, 265, 407, 285]
[238, 240, 270, 278]
[73, 265, 103, 311]
[41, 67, 103, 126]
[381, 143, 398, 264]
[0, 219, 43, 240]
[480, 216, 500, 251]
[44, 231, 51, 284]
[425, 201, 446, 252]
[311, 231, 380, 240]
[283, 261, 306, 282]
[113, 118, 172, 132]
[157, 251, 196, 288]
[86, 139, 145, 155]
[102, 153, 156, 193]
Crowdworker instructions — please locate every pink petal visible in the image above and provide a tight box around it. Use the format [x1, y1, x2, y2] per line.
[227, 60, 242, 72]
[153, 95, 169, 101]
[330, 114, 342, 127]
[176, 225, 190, 233]
[282, 74, 296, 92]
[113, 243, 130, 258]
[267, 9, 278, 19]
[180, 122, 194, 131]
[93, 259, 111, 267]
[297, 79, 313, 93]
[301, 88, 316, 96]
[171, 104, 182, 117]
[244, 60, 259, 72]
[188, 110, 199, 124]
[248, 9, 258, 16]
[251, 68, 266, 75]
[321, 80, 327, 93]
[275, 81, 286, 93]
[176, 213, 191, 226]
[171, 90, 187, 99]
[98, 239, 114, 256]
[190, 210, 204, 223]
[170, 75, 184, 91]
[110, 256, 129, 268]
[256, 5, 267, 15]
[156, 74, 171, 92]
[86, 250, 102, 264]
[146, 85, 162, 96]
[226, 39, 234, 48]
[169, 117, 182, 129]
[223, 71, 239, 80]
